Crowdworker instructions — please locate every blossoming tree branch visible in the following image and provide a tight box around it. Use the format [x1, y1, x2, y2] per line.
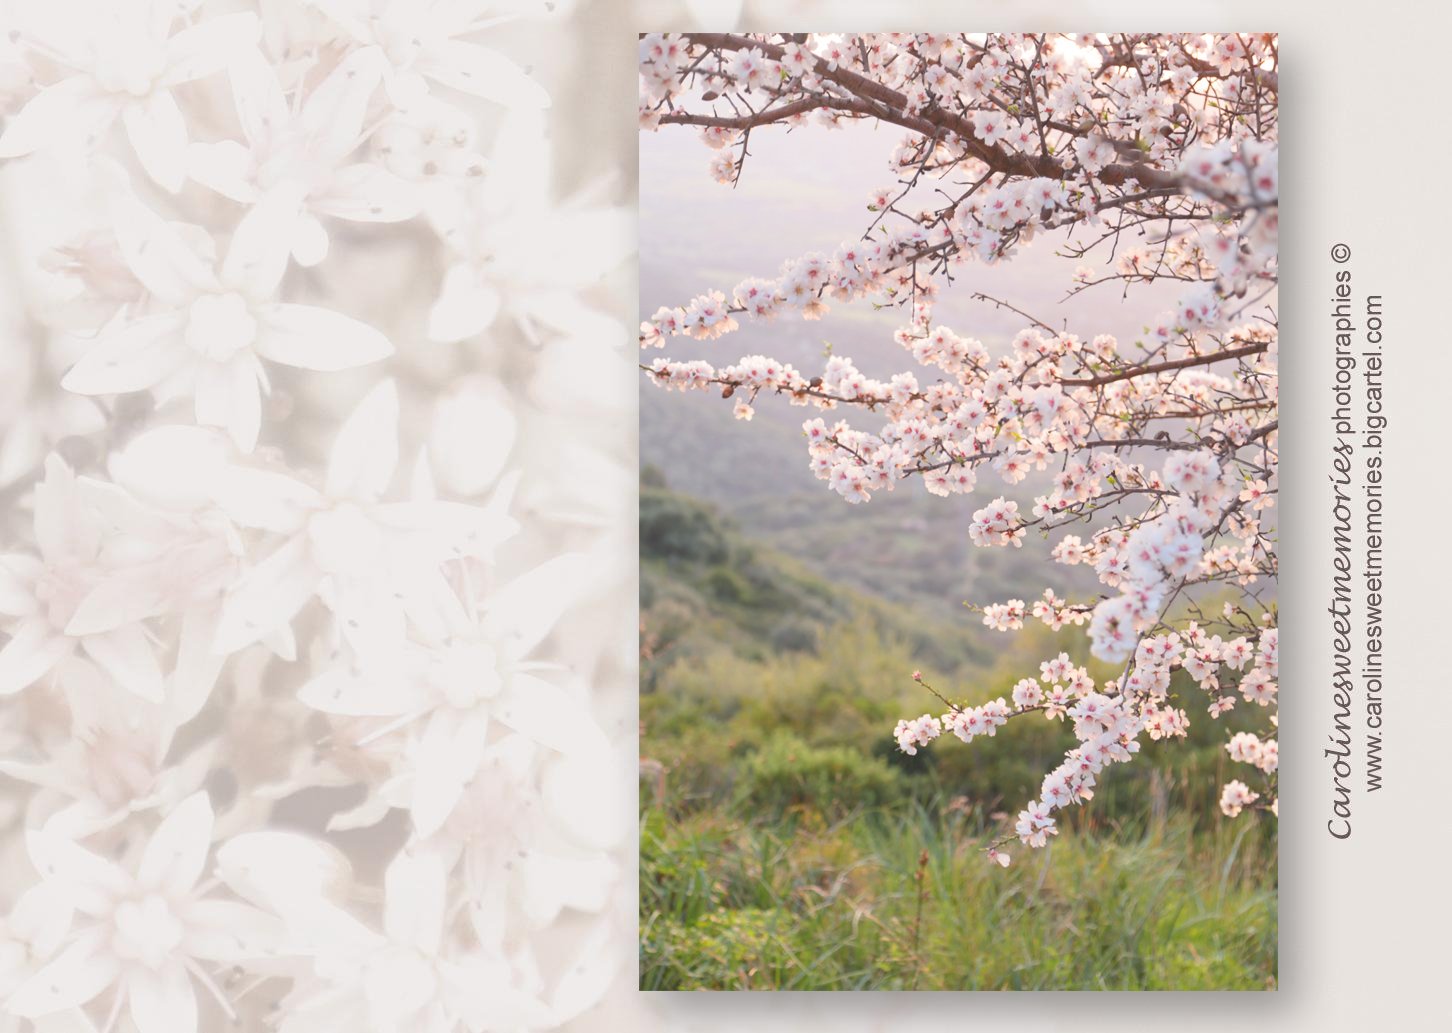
[638, 32, 1278, 864]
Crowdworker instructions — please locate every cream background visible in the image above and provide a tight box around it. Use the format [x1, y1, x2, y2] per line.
[610, 2, 1450, 1029]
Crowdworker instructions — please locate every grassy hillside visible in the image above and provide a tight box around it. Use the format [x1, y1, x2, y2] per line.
[639, 480, 1278, 991]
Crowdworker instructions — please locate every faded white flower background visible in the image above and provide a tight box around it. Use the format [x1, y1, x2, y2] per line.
[0, 1, 636, 1030]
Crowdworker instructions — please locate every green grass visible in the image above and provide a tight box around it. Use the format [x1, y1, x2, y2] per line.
[641, 801, 1277, 991]
[640, 480, 1277, 991]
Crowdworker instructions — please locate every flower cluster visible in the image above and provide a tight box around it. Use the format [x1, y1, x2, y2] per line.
[639, 33, 1277, 863]
[0, 2, 628, 1029]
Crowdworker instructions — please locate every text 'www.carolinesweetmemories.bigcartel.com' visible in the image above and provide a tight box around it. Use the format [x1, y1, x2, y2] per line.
[1327, 242, 1386, 840]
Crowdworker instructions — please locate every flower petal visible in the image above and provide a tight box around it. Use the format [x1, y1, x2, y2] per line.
[80, 625, 165, 702]
[106, 185, 218, 304]
[311, 163, 419, 223]
[168, 609, 225, 725]
[496, 673, 604, 756]
[383, 849, 446, 954]
[214, 831, 352, 911]
[193, 356, 263, 452]
[416, 41, 549, 108]
[297, 46, 384, 166]
[123, 90, 190, 193]
[108, 425, 228, 510]
[65, 572, 169, 637]
[408, 710, 487, 838]
[221, 184, 306, 299]
[291, 212, 330, 267]
[225, 46, 288, 147]
[0, 618, 69, 695]
[298, 666, 429, 717]
[5, 930, 119, 1017]
[26, 829, 128, 915]
[182, 900, 286, 961]
[161, 12, 260, 86]
[187, 139, 259, 203]
[0, 76, 114, 157]
[0, 554, 42, 617]
[213, 534, 319, 654]
[127, 963, 197, 1033]
[484, 552, 590, 657]
[138, 792, 213, 893]
[210, 467, 321, 533]
[427, 263, 498, 343]
[325, 379, 398, 500]
[254, 304, 392, 372]
[61, 313, 188, 395]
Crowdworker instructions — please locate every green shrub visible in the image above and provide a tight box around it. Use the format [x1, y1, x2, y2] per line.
[644, 908, 803, 990]
[640, 487, 732, 563]
[733, 733, 904, 819]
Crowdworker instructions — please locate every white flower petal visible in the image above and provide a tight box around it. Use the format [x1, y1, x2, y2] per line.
[26, 830, 128, 915]
[210, 467, 321, 533]
[61, 313, 187, 395]
[495, 673, 602, 755]
[214, 534, 319, 654]
[0, 554, 42, 617]
[521, 850, 613, 925]
[182, 900, 285, 961]
[108, 425, 228, 510]
[33, 456, 94, 562]
[221, 185, 306, 299]
[298, 667, 428, 717]
[427, 377, 515, 492]
[161, 12, 260, 86]
[123, 90, 190, 193]
[254, 304, 392, 372]
[409, 710, 486, 837]
[427, 264, 499, 343]
[416, 41, 550, 108]
[225, 46, 288, 147]
[389, 564, 467, 643]
[105, 183, 218, 304]
[546, 918, 620, 1026]
[8, 883, 76, 957]
[311, 163, 420, 223]
[65, 573, 169, 637]
[127, 963, 196, 1033]
[215, 832, 353, 912]
[325, 792, 393, 833]
[329, 577, 407, 655]
[80, 625, 165, 702]
[297, 46, 384, 166]
[326, 379, 398, 500]
[0, 618, 69, 695]
[383, 849, 446, 954]
[186, 140, 259, 203]
[0, 76, 114, 157]
[6, 930, 119, 1017]
[484, 552, 590, 656]
[138, 792, 213, 893]
[193, 356, 263, 453]
[168, 609, 225, 725]
[291, 212, 330, 267]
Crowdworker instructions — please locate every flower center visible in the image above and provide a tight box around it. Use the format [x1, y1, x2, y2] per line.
[186, 293, 258, 362]
[111, 894, 183, 970]
[431, 641, 503, 709]
[93, 47, 165, 98]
